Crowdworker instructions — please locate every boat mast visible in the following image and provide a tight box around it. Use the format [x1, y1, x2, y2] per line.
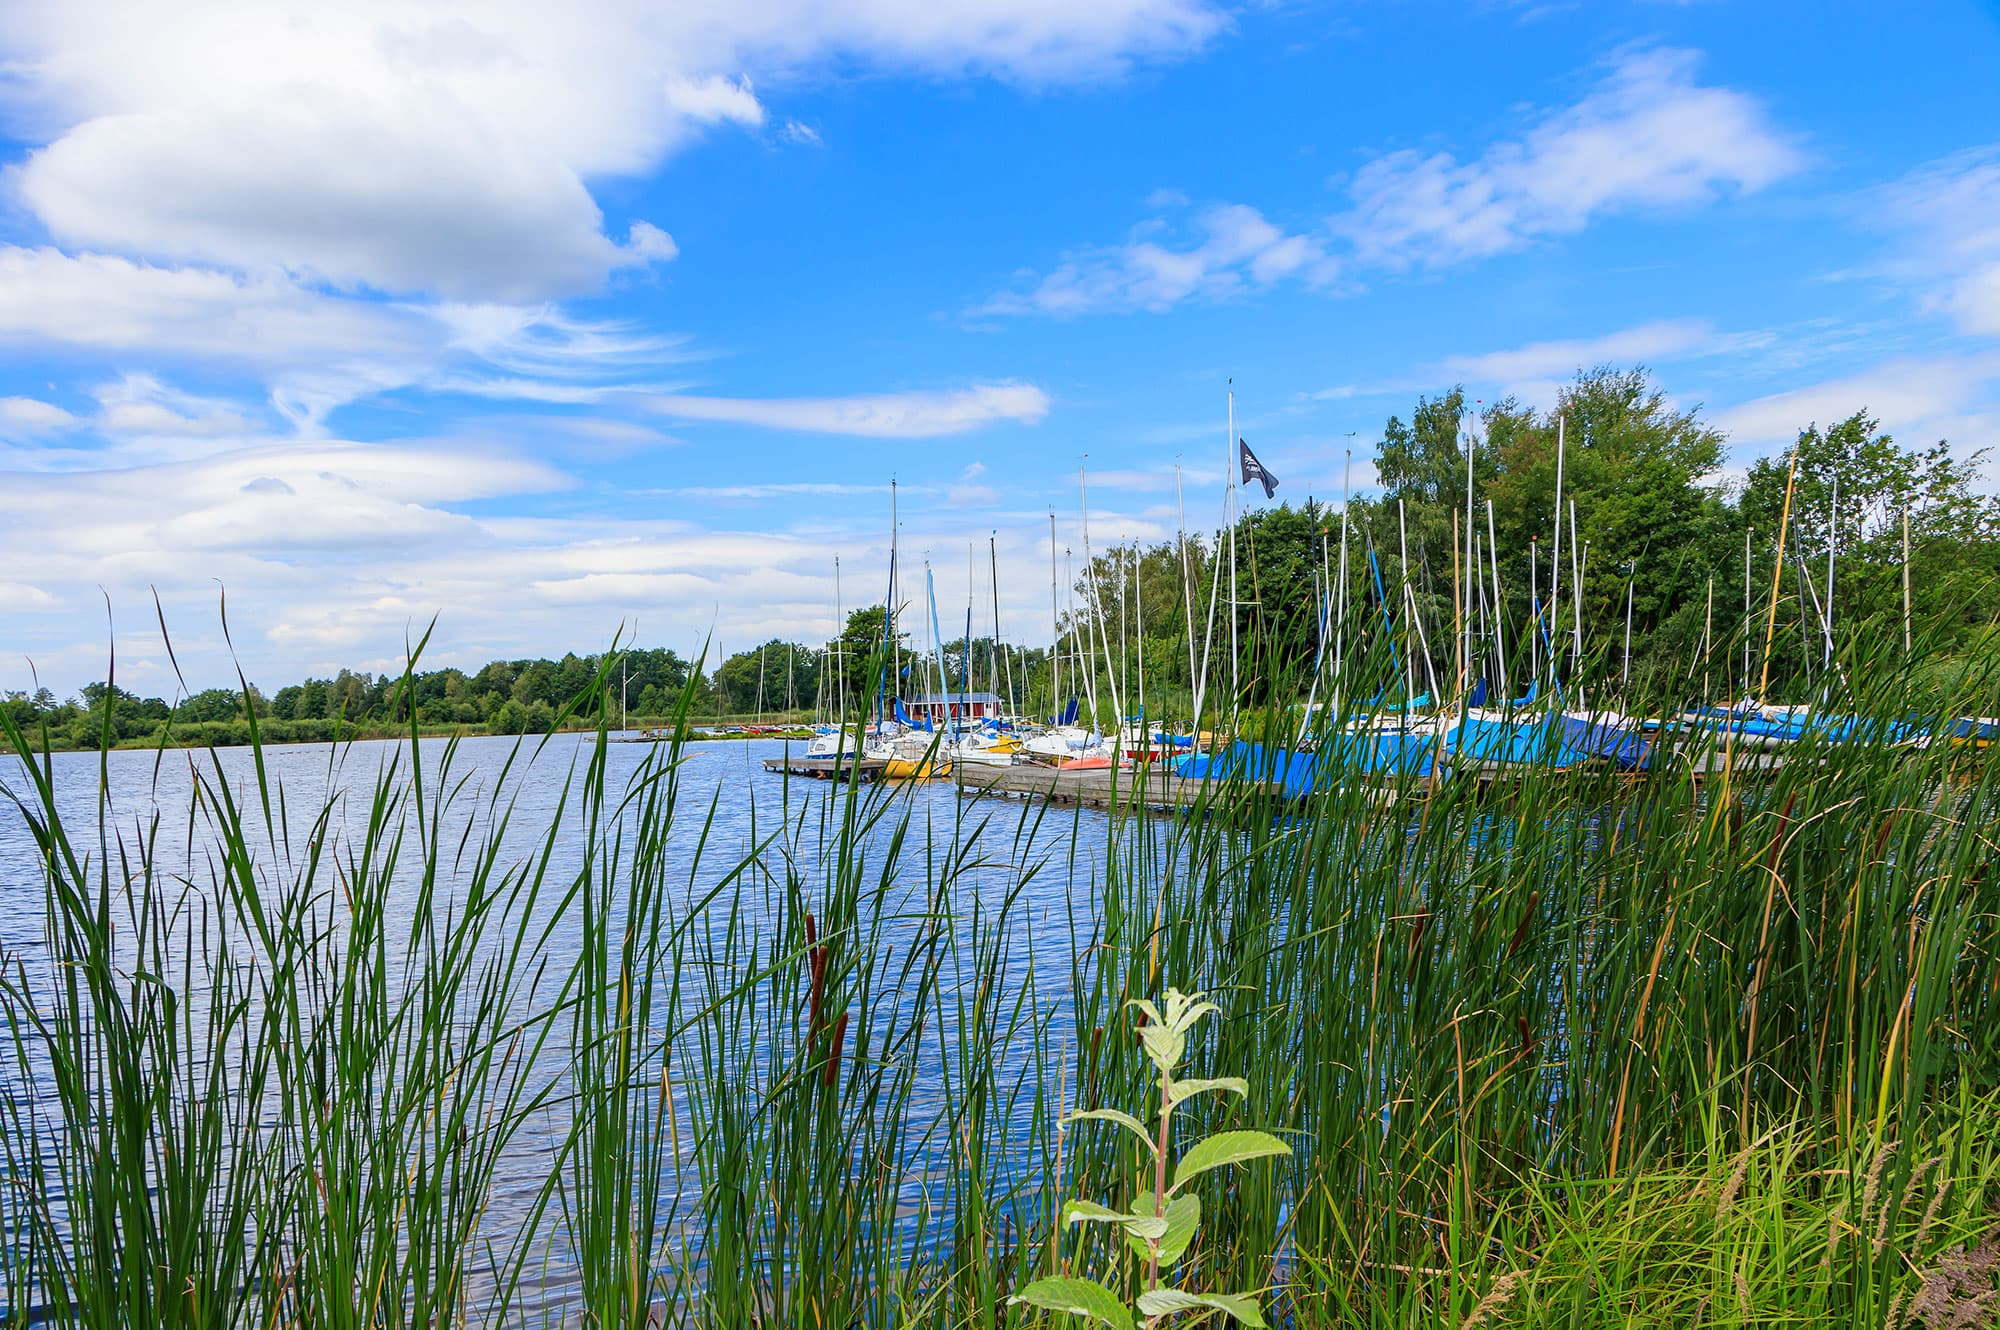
[834, 555, 845, 727]
[1824, 475, 1837, 674]
[1194, 498, 1223, 743]
[1622, 558, 1636, 691]
[1452, 509, 1463, 700]
[884, 480, 900, 725]
[1397, 498, 1416, 703]
[1080, 463, 1123, 729]
[965, 541, 975, 717]
[1227, 383, 1239, 720]
[1486, 499, 1507, 701]
[1463, 415, 1476, 699]
[1902, 510, 1913, 655]
[1756, 435, 1803, 702]
[921, 559, 943, 734]
[1474, 525, 1490, 696]
[1134, 549, 1145, 729]
[1177, 464, 1199, 727]
[1048, 512, 1062, 721]
[1336, 443, 1351, 701]
[1743, 526, 1753, 694]
[1569, 503, 1585, 706]
[1702, 575, 1713, 702]
[1066, 547, 1094, 723]
[1528, 538, 1539, 686]
[990, 533, 1013, 718]
[1548, 413, 1566, 696]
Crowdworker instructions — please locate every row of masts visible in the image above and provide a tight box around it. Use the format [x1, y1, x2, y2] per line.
[799, 393, 1910, 731]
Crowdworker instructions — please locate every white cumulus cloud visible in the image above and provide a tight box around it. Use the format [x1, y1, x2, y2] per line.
[981, 46, 1800, 317]
[1338, 47, 1802, 270]
[0, 0, 1222, 303]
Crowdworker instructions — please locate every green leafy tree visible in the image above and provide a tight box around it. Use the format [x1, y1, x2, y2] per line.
[1741, 410, 2000, 687]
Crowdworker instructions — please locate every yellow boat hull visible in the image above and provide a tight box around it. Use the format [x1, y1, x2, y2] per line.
[882, 757, 952, 780]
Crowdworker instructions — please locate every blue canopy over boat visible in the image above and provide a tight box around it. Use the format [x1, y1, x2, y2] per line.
[1444, 715, 1594, 768]
[1173, 733, 1439, 795]
[1559, 714, 1651, 768]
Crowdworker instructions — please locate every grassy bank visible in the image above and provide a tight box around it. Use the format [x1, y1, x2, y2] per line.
[3, 637, 1999, 1327]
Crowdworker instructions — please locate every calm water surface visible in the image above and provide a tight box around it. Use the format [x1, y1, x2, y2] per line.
[1, 732, 1120, 1315]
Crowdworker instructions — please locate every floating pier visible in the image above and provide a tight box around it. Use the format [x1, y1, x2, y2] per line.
[952, 761, 1288, 812]
[761, 755, 893, 782]
[766, 741, 1789, 810]
[763, 752, 1280, 810]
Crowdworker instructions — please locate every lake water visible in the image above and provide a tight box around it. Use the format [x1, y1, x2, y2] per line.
[0, 732, 1118, 1318]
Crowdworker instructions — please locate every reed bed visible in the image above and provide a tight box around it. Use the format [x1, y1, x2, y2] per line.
[2, 622, 1998, 1327]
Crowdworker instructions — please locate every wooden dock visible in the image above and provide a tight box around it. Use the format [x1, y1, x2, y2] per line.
[765, 740, 1787, 810]
[761, 755, 893, 782]
[951, 761, 1286, 812]
[761, 753, 1285, 811]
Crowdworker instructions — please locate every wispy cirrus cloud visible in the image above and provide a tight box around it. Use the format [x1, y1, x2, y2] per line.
[1434, 319, 1718, 382]
[639, 383, 1050, 437]
[1870, 147, 2000, 338]
[645, 480, 915, 501]
[1710, 353, 2000, 450]
[1306, 317, 1730, 406]
[979, 46, 1801, 318]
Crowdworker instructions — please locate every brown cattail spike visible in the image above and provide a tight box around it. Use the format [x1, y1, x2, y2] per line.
[824, 1011, 850, 1087]
[1507, 892, 1540, 960]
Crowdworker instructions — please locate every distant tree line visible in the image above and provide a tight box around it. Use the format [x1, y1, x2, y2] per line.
[9, 365, 1996, 750]
[5, 648, 705, 751]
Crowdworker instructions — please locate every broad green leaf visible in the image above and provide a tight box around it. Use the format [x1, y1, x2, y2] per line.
[1127, 997, 1163, 1029]
[1010, 1277, 1135, 1330]
[1164, 995, 1219, 1036]
[1064, 1199, 1168, 1240]
[1122, 1189, 1201, 1262]
[1135, 1288, 1268, 1328]
[1168, 1076, 1248, 1108]
[1139, 1023, 1188, 1074]
[1169, 1130, 1291, 1195]
[1064, 1107, 1159, 1156]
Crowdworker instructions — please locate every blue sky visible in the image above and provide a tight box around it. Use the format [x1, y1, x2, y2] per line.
[3, 0, 1998, 696]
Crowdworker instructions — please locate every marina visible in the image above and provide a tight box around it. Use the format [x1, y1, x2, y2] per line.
[6, 8, 2000, 1321]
